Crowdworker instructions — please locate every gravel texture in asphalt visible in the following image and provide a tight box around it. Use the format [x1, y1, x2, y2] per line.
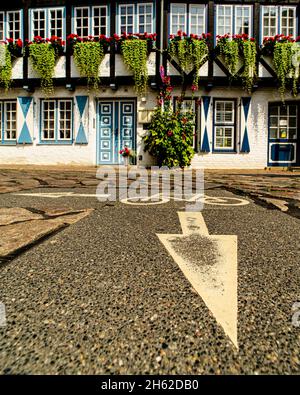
[0, 188, 299, 374]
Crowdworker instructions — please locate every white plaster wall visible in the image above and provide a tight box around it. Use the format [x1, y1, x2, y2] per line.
[11, 58, 23, 80]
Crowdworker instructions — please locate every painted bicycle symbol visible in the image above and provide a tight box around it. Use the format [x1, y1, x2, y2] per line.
[120, 194, 249, 206]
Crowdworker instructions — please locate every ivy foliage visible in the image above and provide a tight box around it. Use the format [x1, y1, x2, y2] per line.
[168, 36, 209, 88]
[121, 39, 148, 96]
[217, 38, 240, 76]
[241, 40, 257, 94]
[217, 35, 257, 93]
[29, 43, 56, 95]
[0, 45, 12, 91]
[73, 41, 105, 90]
[273, 41, 299, 99]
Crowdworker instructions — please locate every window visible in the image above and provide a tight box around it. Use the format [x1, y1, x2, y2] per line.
[216, 5, 252, 37]
[170, 3, 206, 36]
[73, 6, 108, 37]
[214, 100, 236, 151]
[261, 6, 297, 40]
[170, 4, 187, 35]
[138, 3, 153, 34]
[190, 5, 206, 36]
[269, 104, 298, 140]
[41, 100, 73, 143]
[118, 3, 154, 34]
[0, 10, 22, 41]
[0, 101, 17, 143]
[30, 7, 65, 39]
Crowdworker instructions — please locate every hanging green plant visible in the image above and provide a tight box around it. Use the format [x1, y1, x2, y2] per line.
[121, 39, 148, 95]
[273, 41, 294, 99]
[216, 34, 257, 93]
[262, 36, 300, 99]
[29, 42, 56, 95]
[241, 39, 257, 94]
[0, 45, 12, 91]
[216, 35, 239, 76]
[291, 43, 300, 96]
[168, 32, 210, 88]
[73, 41, 104, 90]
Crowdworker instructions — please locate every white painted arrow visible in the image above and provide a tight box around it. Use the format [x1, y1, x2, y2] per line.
[157, 212, 238, 349]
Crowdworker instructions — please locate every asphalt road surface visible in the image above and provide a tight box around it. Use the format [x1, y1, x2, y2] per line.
[0, 187, 300, 374]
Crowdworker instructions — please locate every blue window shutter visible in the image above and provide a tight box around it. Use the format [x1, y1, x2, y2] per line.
[17, 97, 33, 144]
[200, 96, 211, 152]
[240, 97, 251, 153]
[75, 96, 88, 144]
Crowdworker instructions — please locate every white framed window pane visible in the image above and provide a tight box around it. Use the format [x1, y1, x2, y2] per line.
[42, 100, 56, 140]
[4, 101, 17, 141]
[74, 7, 90, 37]
[215, 126, 234, 149]
[93, 6, 108, 36]
[216, 5, 233, 36]
[49, 8, 64, 38]
[119, 4, 134, 34]
[215, 101, 234, 124]
[170, 3, 187, 35]
[58, 100, 72, 140]
[0, 12, 4, 41]
[138, 3, 153, 33]
[189, 4, 206, 35]
[262, 6, 277, 37]
[7, 11, 22, 40]
[235, 6, 251, 36]
[32, 10, 46, 38]
[280, 7, 296, 38]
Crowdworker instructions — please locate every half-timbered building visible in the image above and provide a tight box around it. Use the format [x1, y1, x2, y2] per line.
[0, 1, 299, 168]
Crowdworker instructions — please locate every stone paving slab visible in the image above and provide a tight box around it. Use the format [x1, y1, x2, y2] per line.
[0, 208, 93, 260]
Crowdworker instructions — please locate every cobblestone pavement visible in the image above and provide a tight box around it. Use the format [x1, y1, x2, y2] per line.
[0, 167, 300, 374]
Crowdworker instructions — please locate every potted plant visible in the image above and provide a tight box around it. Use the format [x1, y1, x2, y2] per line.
[119, 147, 135, 166]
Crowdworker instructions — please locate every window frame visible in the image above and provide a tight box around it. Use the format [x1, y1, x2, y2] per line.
[117, 2, 155, 35]
[29, 7, 66, 40]
[170, 3, 207, 36]
[268, 102, 298, 141]
[40, 99, 73, 145]
[216, 4, 252, 38]
[213, 99, 237, 153]
[0, 100, 17, 145]
[261, 5, 298, 43]
[0, 9, 23, 41]
[73, 5, 109, 37]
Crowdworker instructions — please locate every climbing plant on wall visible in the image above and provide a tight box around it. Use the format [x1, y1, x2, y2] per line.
[168, 32, 210, 89]
[0, 44, 12, 91]
[143, 67, 195, 168]
[71, 36, 105, 90]
[120, 35, 150, 96]
[28, 36, 64, 95]
[263, 35, 300, 99]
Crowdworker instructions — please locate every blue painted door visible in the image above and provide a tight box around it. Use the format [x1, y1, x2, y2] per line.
[97, 100, 136, 165]
[268, 103, 300, 167]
